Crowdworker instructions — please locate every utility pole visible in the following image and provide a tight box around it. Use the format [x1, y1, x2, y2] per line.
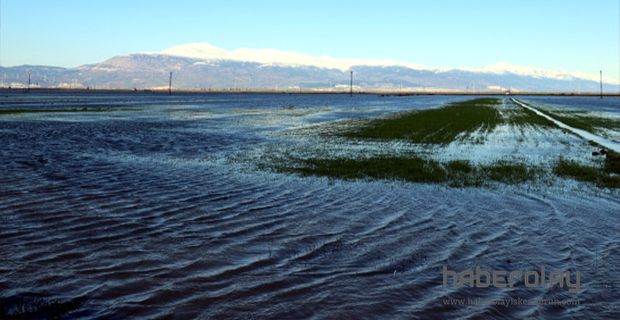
[27, 72, 31, 92]
[350, 71, 353, 97]
[599, 70, 603, 99]
[168, 72, 172, 95]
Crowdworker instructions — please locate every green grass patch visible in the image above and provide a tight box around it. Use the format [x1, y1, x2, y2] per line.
[604, 150, 620, 174]
[285, 156, 448, 183]
[554, 158, 620, 188]
[273, 154, 620, 189]
[275, 156, 540, 187]
[343, 98, 502, 144]
[507, 106, 556, 128]
[445, 160, 484, 187]
[446, 160, 474, 173]
[486, 160, 537, 184]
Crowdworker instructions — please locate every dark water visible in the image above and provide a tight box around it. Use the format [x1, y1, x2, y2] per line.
[1, 93, 619, 319]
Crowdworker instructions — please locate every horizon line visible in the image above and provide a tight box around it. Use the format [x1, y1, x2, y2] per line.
[2, 87, 618, 97]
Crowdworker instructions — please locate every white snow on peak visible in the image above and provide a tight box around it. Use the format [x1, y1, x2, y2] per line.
[160, 42, 617, 84]
[459, 62, 610, 83]
[161, 42, 425, 71]
[166, 43, 229, 59]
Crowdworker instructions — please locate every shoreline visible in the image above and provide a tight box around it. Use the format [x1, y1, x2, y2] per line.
[0, 87, 618, 97]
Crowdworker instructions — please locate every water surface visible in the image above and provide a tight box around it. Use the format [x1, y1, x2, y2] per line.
[1, 93, 619, 319]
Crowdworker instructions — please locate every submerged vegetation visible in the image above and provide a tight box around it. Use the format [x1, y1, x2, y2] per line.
[554, 157, 620, 189]
[282, 156, 449, 183]
[266, 98, 620, 188]
[604, 150, 620, 175]
[485, 160, 540, 184]
[275, 156, 540, 187]
[271, 98, 620, 188]
[274, 155, 620, 188]
[506, 105, 556, 128]
[343, 98, 502, 144]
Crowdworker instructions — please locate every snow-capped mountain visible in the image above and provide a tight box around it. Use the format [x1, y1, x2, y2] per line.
[0, 42, 616, 92]
[161, 42, 426, 71]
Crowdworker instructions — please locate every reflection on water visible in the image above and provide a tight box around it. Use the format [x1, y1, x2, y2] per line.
[1, 93, 619, 319]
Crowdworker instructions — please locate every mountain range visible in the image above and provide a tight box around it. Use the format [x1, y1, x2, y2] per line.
[0, 42, 615, 93]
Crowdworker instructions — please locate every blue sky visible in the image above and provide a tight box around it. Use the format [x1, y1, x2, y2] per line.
[1, 0, 619, 81]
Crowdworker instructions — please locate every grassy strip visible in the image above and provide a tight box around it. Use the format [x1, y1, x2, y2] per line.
[343, 98, 502, 144]
[485, 160, 539, 184]
[554, 157, 620, 188]
[507, 106, 556, 128]
[531, 108, 620, 133]
[276, 156, 539, 187]
[277, 155, 620, 188]
[553, 114, 620, 132]
[605, 150, 620, 174]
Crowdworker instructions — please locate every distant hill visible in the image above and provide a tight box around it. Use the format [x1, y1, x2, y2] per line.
[0, 43, 615, 93]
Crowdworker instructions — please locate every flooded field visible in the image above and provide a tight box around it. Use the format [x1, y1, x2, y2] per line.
[1, 93, 619, 319]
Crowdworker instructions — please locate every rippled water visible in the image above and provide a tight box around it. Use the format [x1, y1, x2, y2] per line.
[1, 93, 619, 319]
